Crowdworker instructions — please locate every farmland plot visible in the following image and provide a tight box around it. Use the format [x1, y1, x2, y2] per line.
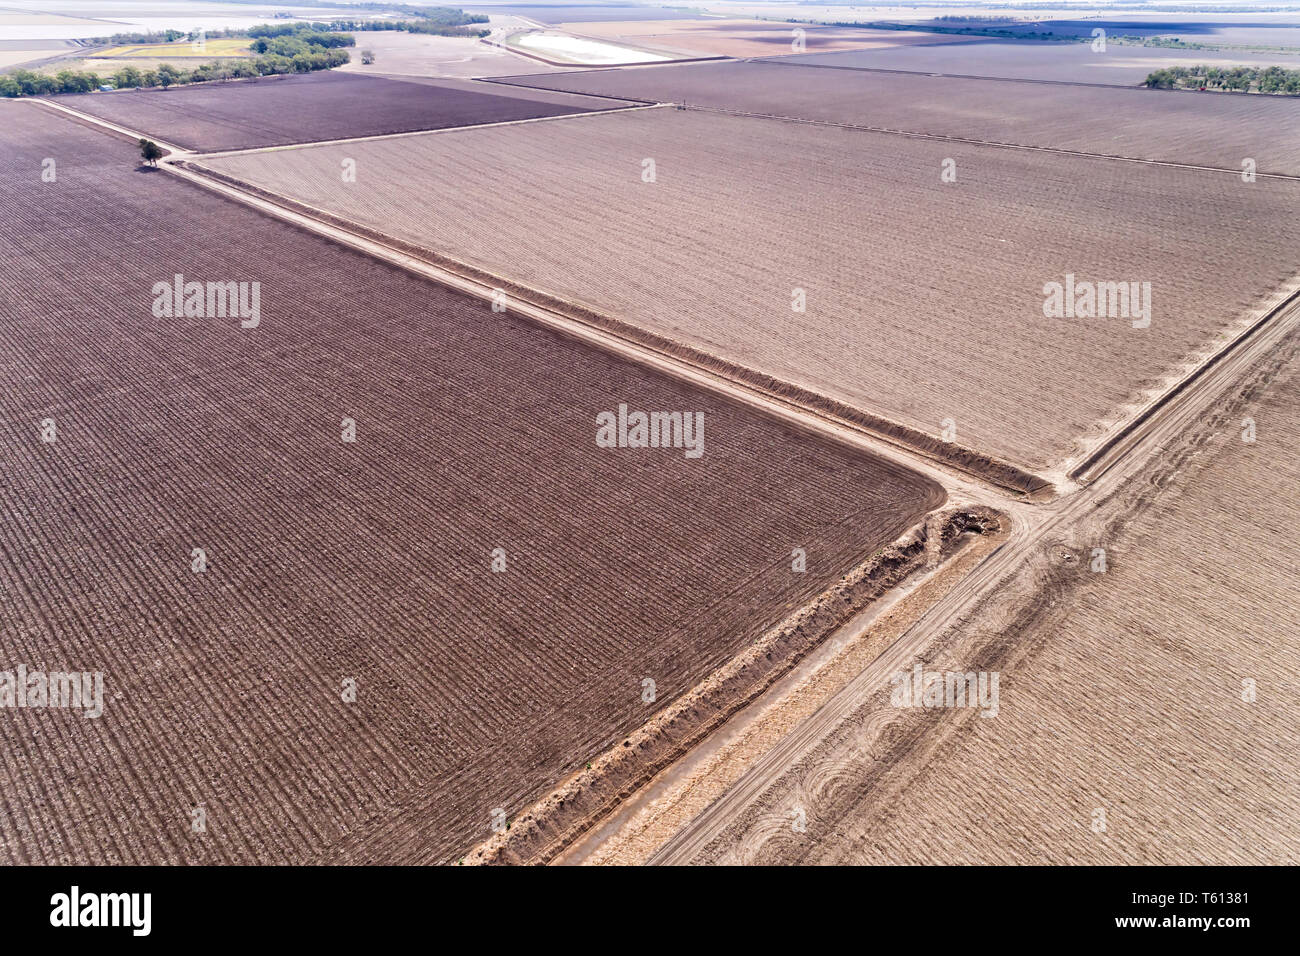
[54, 71, 616, 152]
[898, 15, 1300, 48]
[463, 5, 704, 24]
[691, 331, 1300, 865]
[337, 31, 569, 78]
[783, 39, 1300, 87]
[200, 107, 1300, 474]
[507, 31, 679, 65]
[0, 103, 943, 864]
[550, 19, 967, 59]
[493, 59, 1300, 175]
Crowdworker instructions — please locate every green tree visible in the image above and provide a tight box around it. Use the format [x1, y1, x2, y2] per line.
[138, 138, 164, 166]
[113, 65, 143, 88]
[156, 63, 182, 88]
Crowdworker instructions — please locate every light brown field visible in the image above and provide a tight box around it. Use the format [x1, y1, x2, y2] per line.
[554, 18, 977, 58]
[338, 31, 566, 78]
[788, 40, 1300, 86]
[198, 107, 1300, 478]
[92, 38, 254, 59]
[0, 48, 58, 70]
[678, 327, 1300, 864]
[32, 55, 250, 77]
[497, 59, 1300, 175]
[0, 12, 103, 26]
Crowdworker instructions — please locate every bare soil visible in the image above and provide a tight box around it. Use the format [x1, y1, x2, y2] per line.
[52, 71, 616, 152]
[786, 39, 1300, 86]
[493, 58, 1300, 175]
[200, 107, 1300, 476]
[673, 323, 1300, 864]
[337, 32, 568, 78]
[553, 19, 970, 59]
[0, 103, 943, 865]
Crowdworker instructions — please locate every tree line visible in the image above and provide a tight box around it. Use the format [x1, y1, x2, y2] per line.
[1144, 64, 1300, 93]
[89, 9, 486, 48]
[1, 7, 493, 98]
[1, 46, 350, 98]
[250, 32, 355, 54]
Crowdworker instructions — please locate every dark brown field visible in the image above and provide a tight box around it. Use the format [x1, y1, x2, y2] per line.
[53, 71, 616, 152]
[493, 59, 1300, 175]
[0, 102, 943, 865]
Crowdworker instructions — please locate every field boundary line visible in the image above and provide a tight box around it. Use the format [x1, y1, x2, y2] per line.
[27, 97, 186, 155]
[753, 55, 1288, 94]
[477, 73, 660, 104]
[26, 84, 1042, 503]
[1068, 280, 1300, 483]
[646, 307, 1300, 865]
[28, 90, 989, 498]
[33, 93, 661, 160]
[465, 507, 1005, 865]
[165, 157, 1050, 498]
[189, 102, 665, 158]
[680, 102, 1300, 181]
[473, 72, 1300, 179]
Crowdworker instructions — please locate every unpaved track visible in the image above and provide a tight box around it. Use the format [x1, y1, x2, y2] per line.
[681, 318, 1300, 864]
[646, 287, 1300, 865]
[191, 106, 1300, 476]
[555, 515, 1008, 865]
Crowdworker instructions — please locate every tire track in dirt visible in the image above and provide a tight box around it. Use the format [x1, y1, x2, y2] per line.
[646, 290, 1300, 865]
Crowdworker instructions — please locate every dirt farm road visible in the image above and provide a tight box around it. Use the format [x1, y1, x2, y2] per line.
[644, 284, 1300, 865]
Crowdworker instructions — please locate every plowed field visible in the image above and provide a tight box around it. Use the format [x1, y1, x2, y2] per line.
[493, 59, 1300, 175]
[54, 71, 615, 152]
[688, 327, 1300, 865]
[0, 102, 943, 864]
[551, 19, 968, 58]
[199, 107, 1300, 474]
[337, 32, 569, 78]
[786, 40, 1300, 86]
